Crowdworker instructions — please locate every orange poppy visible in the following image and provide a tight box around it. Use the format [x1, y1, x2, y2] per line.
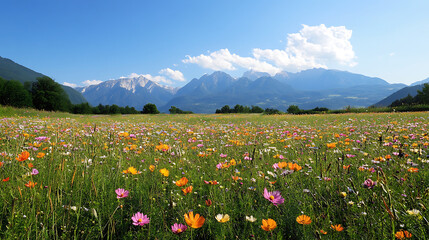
[395, 230, 412, 239]
[25, 181, 37, 188]
[184, 211, 205, 228]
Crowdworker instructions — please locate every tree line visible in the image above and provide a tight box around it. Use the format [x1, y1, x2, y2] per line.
[390, 83, 429, 107]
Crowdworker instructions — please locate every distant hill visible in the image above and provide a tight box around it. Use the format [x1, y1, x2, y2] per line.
[77, 75, 177, 110]
[373, 84, 425, 107]
[0, 56, 87, 104]
[411, 77, 429, 86]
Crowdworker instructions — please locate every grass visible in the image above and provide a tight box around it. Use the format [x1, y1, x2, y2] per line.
[0, 107, 428, 239]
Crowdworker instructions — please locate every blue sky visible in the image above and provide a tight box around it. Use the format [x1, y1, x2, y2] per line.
[1, 0, 429, 87]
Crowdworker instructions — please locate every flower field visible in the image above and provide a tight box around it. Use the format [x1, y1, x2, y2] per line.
[0, 111, 428, 239]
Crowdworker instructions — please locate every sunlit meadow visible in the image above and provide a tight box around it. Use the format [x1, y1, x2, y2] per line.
[0, 109, 428, 239]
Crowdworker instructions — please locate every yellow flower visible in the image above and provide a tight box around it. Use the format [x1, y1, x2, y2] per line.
[261, 218, 277, 231]
[149, 165, 155, 172]
[340, 192, 347, 198]
[215, 214, 230, 223]
[159, 168, 169, 177]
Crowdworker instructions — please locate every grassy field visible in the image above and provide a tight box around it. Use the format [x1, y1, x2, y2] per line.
[0, 108, 428, 239]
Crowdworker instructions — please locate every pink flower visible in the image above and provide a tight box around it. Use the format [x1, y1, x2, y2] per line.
[263, 188, 284, 206]
[131, 212, 150, 226]
[31, 169, 39, 175]
[171, 223, 187, 234]
[363, 179, 376, 189]
[115, 188, 129, 199]
[272, 163, 279, 169]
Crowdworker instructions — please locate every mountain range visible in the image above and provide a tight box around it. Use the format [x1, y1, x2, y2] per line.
[0, 56, 86, 104]
[77, 69, 410, 113]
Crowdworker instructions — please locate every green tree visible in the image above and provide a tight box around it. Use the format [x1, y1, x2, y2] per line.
[251, 105, 264, 113]
[142, 103, 160, 114]
[287, 105, 301, 114]
[415, 83, 429, 104]
[0, 79, 32, 108]
[32, 76, 71, 111]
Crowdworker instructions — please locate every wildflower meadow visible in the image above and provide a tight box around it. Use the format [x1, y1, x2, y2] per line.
[0, 109, 428, 239]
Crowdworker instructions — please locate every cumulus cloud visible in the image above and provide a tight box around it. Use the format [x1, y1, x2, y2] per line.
[159, 68, 185, 81]
[62, 82, 77, 88]
[82, 80, 103, 86]
[183, 49, 281, 75]
[183, 24, 356, 73]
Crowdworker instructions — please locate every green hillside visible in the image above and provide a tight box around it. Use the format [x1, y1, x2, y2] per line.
[0, 56, 87, 104]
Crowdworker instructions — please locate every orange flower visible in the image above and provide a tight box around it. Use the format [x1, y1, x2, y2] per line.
[408, 167, 419, 173]
[0, 162, 3, 167]
[25, 181, 37, 188]
[122, 166, 138, 174]
[16, 151, 30, 162]
[184, 211, 205, 228]
[320, 230, 327, 235]
[395, 230, 412, 239]
[182, 186, 193, 195]
[326, 143, 336, 149]
[261, 218, 277, 231]
[36, 152, 45, 158]
[2, 177, 9, 182]
[176, 177, 188, 187]
[331, 224, 344, 232]
[296, 215, 312, 225]
[205, 199, 212, 206]
[28, 163, 34, 168]
[231, 175, 242, 181]
[149, 165, 155, 172]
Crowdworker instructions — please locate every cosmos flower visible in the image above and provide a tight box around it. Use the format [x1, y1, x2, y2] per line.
[261, 218, 277, 231]
[175, 177, 188, 187]
[263, 188, 284, 206]
[215, 214, 230, 223]
[171, 223, 187, 234]
[331, 224, 344, 232]
[184, 211, 205, 228]
[245, 215, 257, 222]
[31, 169, 39, 175]
[363, 179, 376, 189]
[16, 151, 30, 162]
[296, 215, 312, 225]
[159, 168, 169, 177]
[115, 188, 129, 199]
[131, 212, 150, 226]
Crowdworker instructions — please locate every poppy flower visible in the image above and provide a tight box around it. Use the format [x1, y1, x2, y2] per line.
[2, 177, 9, 182]
[16, 151, 30, 162]
[115, 188, 129, 198]
[263, 188, 284, 206]
[205, 199, 212, 206]
[149, 165, 155, 172]
[171, 223, 187, 234]
[131, 212, 150, 226]
[261, 218, 277, 231]
[331, 224, 344, 232]
[296, 215, 312, 225]
[184, 211, 205, 228]
[175, 177, 188, 187]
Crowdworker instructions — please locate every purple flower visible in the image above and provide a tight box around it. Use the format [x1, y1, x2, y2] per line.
[263, 188, 284, 206]
[115, 188, 129, 199]
[363, 179, 376, 189]
[31, 169, 39, 175]
[171, 223, 187, 234]
[131, 212, 150, 226]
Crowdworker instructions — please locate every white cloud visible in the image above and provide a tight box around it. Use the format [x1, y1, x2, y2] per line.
[183, 49, 281, 75]
[82, 80, 103, 86]
[183, 24, 356, 73]
[62, 82, 77, 88]
[159, 68, 185, 81]
[389, 52, 395, 57]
